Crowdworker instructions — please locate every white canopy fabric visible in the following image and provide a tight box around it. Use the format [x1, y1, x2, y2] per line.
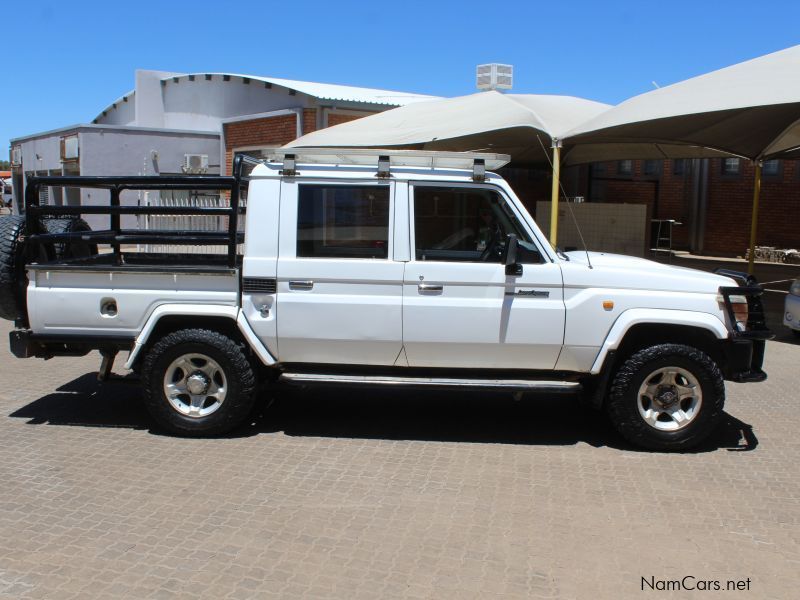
[562, 45, 800, 164]
[285, 91, 610, 164]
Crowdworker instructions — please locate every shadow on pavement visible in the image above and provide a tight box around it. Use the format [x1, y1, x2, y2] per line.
[8, 374, 758, 453]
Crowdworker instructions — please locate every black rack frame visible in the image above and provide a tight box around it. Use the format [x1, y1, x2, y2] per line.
[713, 268, 773, 340]
[23, 153, 263, 269]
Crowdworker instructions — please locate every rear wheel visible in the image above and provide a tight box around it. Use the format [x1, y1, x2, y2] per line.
[606, 343, 724, 451]
[141, 328, 258, 436]
[0, 216, 29, 321]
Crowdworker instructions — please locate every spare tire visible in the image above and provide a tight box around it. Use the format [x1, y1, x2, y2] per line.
[0, 215, 29, 321]
[42, 217, 98, 261]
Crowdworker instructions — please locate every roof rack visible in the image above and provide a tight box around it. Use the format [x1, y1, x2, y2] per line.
[266, 148, 511, 180]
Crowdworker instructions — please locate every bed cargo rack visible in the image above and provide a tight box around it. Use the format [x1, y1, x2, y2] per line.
[23, 154, 262, 269]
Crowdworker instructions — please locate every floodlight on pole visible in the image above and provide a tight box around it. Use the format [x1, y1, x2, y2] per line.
[476, 64, 513, 91]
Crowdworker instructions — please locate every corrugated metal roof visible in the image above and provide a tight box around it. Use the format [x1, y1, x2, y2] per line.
[93, 73, 438, 123]
[200, 73, 439, 106]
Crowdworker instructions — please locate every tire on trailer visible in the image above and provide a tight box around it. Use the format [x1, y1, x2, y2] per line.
[606, 343, 725, 451]
[0, 215, 30, 321]
[41, 218, 98, 261]
[141, 328, 258, 436]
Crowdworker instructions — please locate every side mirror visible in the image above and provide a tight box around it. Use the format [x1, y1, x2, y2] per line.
[504, 234, 523, 276]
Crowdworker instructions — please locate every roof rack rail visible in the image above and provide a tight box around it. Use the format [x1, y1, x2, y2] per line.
[267, 148, 511, 180]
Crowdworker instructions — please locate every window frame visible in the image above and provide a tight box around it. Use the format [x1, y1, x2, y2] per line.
[721, 157, 741, 178]
[408, 181, 551, 265]
[617, 160, 633, 176]
[761, 159, 782, 179]
[643, 159, 662, 177]
[291, 179, 394, 261]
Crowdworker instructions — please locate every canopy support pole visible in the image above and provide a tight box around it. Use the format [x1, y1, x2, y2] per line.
[746, 161, 762, 275]
[550, 141, 562, 247]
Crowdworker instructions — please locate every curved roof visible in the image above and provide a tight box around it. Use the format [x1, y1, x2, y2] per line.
[94, 72, 438, 123]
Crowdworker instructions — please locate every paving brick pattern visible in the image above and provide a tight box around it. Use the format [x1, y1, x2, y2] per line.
[0, 318, 797, 599]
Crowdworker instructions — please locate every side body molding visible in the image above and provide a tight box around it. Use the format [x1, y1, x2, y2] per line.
[589, 308, 729, 374]
[123, 304, 277, 369]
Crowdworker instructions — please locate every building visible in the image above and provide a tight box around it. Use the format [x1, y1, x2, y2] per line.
[8, 69, 436, 227]
[558, 157, 798, 258]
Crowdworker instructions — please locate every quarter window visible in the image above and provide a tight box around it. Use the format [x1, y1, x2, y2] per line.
[412, 186, 541, 263]
[297, 185, 390, 259]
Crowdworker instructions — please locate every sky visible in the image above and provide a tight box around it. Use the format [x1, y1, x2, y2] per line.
[4, 0, 800, 154]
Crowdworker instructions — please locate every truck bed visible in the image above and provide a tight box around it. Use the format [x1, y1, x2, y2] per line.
[27, 254, 239, 338]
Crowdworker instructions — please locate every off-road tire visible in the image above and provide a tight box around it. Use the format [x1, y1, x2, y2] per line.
[42, 218, 98, 260]
[141, 328, 258, 436]
[606, 343, 725, 451]
[0, 215, 28, 321]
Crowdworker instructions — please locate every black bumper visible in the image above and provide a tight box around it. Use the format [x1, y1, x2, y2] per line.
[720, 337, 768, 382]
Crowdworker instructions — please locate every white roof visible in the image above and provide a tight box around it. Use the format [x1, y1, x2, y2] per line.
[563, 44, 800, 162]
[236, 74, 439, 106]
[285, 91, 610, 163]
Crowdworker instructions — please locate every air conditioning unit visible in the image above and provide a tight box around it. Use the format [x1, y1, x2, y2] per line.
[11, 146, 22, 167]
[476, 63, 513, 91]
[183, 154, 209, 173]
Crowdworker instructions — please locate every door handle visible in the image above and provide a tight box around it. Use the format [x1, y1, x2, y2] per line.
[418, 283, 443, 293]
[289, 280, 314, 291]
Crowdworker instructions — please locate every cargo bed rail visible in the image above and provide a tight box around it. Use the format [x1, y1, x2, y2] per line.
[23, 154, 262, 269]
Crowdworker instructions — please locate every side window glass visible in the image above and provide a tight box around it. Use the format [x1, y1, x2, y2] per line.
[297, 185, 390, 259]
[413, 186, 541, 263]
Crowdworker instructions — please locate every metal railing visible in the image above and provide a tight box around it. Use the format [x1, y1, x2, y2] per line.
[23, 154, 261, 268]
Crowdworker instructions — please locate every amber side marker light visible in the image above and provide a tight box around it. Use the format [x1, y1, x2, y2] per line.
[602, 300, 614, 311]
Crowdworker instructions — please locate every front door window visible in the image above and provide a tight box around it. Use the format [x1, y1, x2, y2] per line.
[413, 186, 541, 264]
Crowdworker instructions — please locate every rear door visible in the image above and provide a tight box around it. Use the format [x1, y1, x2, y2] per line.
[402, 183, 565, 369]
[276, 179, 404, 365]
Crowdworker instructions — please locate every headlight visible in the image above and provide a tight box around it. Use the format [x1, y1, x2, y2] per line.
[791, 280, 800, 296]
[717, 293, 749, 331]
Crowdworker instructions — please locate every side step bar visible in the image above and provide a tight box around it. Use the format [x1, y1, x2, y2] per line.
[279, 373, 581, 393]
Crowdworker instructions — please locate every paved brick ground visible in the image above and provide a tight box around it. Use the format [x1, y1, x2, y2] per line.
[0, 319, 798, 599]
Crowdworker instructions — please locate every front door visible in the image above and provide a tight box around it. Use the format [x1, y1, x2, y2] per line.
[276, 179, 404, 365]
[402, 183, 565, 370]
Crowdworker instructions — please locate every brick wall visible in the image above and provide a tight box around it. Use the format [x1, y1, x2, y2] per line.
[327, 112, 370, 127]
[222, 109, 378, 175]
[223, 114, 300, 175]
[704, 158, 800, 256]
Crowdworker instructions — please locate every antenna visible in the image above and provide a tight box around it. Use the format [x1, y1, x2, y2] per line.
[536, 135, 593, 269]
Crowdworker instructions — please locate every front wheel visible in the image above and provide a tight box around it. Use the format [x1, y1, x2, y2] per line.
[606, 344, 725, 451]
[141, 328, 258, 436]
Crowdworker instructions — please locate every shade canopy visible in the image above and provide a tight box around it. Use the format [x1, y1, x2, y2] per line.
[286, 90, 610, 164]
[563, 45, 800, 164]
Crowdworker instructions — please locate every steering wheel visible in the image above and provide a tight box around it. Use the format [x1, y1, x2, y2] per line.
[479, 230, 505, 262]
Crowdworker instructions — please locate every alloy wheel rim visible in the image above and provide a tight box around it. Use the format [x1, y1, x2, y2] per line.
[637, 366, 703, 431]
[163, 353, 227, 418]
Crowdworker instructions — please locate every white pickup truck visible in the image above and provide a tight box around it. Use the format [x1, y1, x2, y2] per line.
[0, 150, 772, 450]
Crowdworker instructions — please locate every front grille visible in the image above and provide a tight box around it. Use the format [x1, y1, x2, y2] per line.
[242, 277, 277, 294]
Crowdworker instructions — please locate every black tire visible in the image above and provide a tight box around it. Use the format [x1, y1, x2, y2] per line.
[606, 343, 725, 451]
[793, 329, 800, 339]
[0, 215, 28, 321]
[141, 328, 258, 436]
[42, 218, 98, 261]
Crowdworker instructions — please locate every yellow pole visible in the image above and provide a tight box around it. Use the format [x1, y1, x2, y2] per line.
[550, 142, 561, 247]
[746, 161, 762, 275]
